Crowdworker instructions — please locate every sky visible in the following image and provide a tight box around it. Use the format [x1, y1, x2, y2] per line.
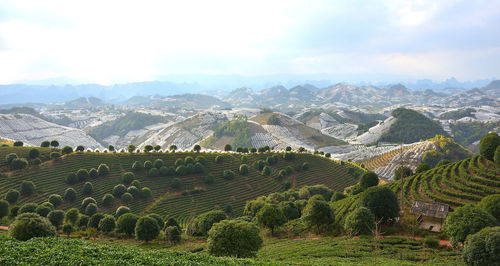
[0, 0, 499, 85]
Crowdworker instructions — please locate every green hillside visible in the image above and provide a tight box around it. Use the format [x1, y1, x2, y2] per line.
[0, 147, 359, 227]
[379, 108, 448, 143]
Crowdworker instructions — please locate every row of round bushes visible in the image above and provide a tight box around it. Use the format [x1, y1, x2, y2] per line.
[65, 164, 110, 185]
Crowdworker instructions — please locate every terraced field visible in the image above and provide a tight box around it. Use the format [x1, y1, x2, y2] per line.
[0, 147, 359, 227]
[332, 155, 500, 225]
[0, 146, 53, 171]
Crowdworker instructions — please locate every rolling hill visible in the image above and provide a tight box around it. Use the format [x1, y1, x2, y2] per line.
[0, 147, 359, 227]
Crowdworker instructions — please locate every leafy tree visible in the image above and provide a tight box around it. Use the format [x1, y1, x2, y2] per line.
[462, 226, 500, 266]
[443, 204, 499, 247]
[193, 144, 201, 153]
[415, 163, 432, 173]
[5, 189, 20, 204]
[479, 132, 500, 161]
[224, 144, 232, 151]
[10, 206, 19, 217]
[41, 202, 54, 210]
[194, 162, 205, 173]
[11, 158, 28, 170]
[175, 158, 184, 167]
[224, 204, 233, 214]
[115, 206, 130, 218]
[121, 192, 133, 204]
[301, 199, 335, 233]
[127, 144, 136, 153]
[76, 145, 85, 152]
[127, 186, 140, 198]
[135, 216, 160, 243]
[78, 215, 89, 229]
[20, 181, 35, 196]
[477, 194, 500, 222]
[147, 213, 164, 228]
[113, 184, 127, 197]
[47, 210, 65, 228]
[40, 141, 50, 147]
[190, 210, 227, 236]
[50, 152, 61, 160]
[144, 145, 153, 153]
[64, 188, 77, 202]
[65, 208, 80, 225]
[88, 213, 105, 228]
[154, 145, 161, 152]
[165, 226, 181, 243]
[97, 164, 110, 176]
[82, 182, 94, 195]
[66, 173, 78, 185]
[77, 169, 89, 182]
[360, 186, 399, 222]
[19, 203, 38, 214]
[256, 204, 287, 235]
[62, 223, 73, 236]
[143, 160, 153, 169]
[117, 213, 139, 236]
[298, 185, 334, 201]
[215, 155, 223, 164]
[8, 213, 56, 241]
[302, 162, 310, 170]
[102, 193, 115, 207]
[207, 220, 263, 258]
[5, 153, 18, 165]
[394, 166, 413, 181]
[148, 167, 159, 177]
[61, 146, 73, 155]
[48, 194, 63, 207]
[261, 166, 271, 176]
[153, 159, 164, 169]
[35, 205, 51, 217]
[344, 207, 375, 235]
[32, 158, 41, 166]
[50, 140, 59, 148]
[28, 148, 39, 159]
[170, 178, 182, 189]
[85, 203, 98, 216]
[98, 215, 116, 233]
[165, 217, 181, 231]
[80, 197, 97, 213]
[108, 145, 115, 152]
[132, 161, 142, 171]
[122, 172, 135, 185]
[169, 145, 177, 152]
[141, 187, 152, 198]
[222, 170, 235, 180]
[359, 171, 379, 189]
[279, 201, 300, 220]
[13, 141, 23, 146]
[331, 192, 346, 202]
[239, 164, 249, 175]
[0, 200, 9, 218]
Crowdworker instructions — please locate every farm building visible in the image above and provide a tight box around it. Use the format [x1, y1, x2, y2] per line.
[410, 200, 449, 232]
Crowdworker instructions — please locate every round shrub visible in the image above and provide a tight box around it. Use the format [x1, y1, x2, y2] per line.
[122, 172, 135, 185]
[462, 226, 500, 266]
[35, 205, 51, 217]
[194, 162, 204, 173]
[41, 202, 55, 210]
[415, 163, 431, 173]
[207, 219, 263, 258]
[195, 156, 206, 165]
[159, 166, 169, 176]
[135, 216, 160, 242]
[344, 207, 375, 235]
[5, 153, 18, 166]
[88, 213, 105, 228]
[279, 201, 300, 220]
[8, 213, 56, 241]
[203, 174, 215, 184]
[360, 186, 399, 222]
[254, 160, 265, 170]
[175, 165, 187, 176]
[115, 206, 130, 218]
[443, 204, 499, 247]
[11, 158, 28, 170]
[141, 187, 152, 198]
[0, 200, 9, 218]
[88, 168, 98, 178]
[130, 179, 141, 188]
[85, 203, 98, 216]
[76, 169, 89, 182]
[61, 146, 73, 155]
[76, 145, 85, 152]
[127, 186, 140, 198]
[19, 202, 38, 214]
[215, 155, 223, 164]
[98, 215, 116, 233]
[48, 194, 63, 207]
[66, 173, 78, 185]
[165, 226, 181, 243]
[5, 189, 20, 204]
[62, 223, 74, 236]
[222, 170, 235, 180]
[102, 193, 115, 207]
[117, 213, 139, 236]
[359, 171, 379, 189]
[20, 181, 35, 196]
[64, 188, 77, 202]
[82, 182, 94, 195]
[479, 132, 500, 161]
[78, 215, 89, 228]
[186, 163, 195, 174]
[80, 197, 97, 212]
[132, 161, 142, 171]
[143, 160, 153, 170]
[10, 206, 19, 217]
[191, 210, 227, 236]
[174, 158, 184, 167]
[148, 167, 159, 177]
[50, 152, 61, 160]
[170, 178, 182, 189]
[65, 208, 80, 225]
[331, 192, 347, 202]
[28, 148, 39, 159]
[283, 152, 295, 160]
[147, 213, 164, 229]
[121, 192, 133, 204]
[302, 162, 310, 170]
[478, 194, 500, 221]
[153, 159, 164, 169]
[261, 166, 271, 176]
[113, 184, 127, 197]
[47, 210, 65, 228]
[165, 217, 181, 231]
[32, 158, 41, 166]
[239, 164, 249, 175]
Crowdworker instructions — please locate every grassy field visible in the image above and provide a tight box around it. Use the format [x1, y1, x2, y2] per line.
[0, 147, 359, 227]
